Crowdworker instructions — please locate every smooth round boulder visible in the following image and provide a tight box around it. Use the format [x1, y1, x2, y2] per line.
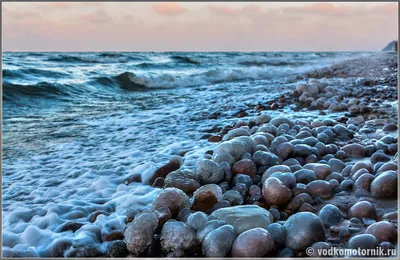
[370, 151, 391, 164]
[252, 151, 279, 167]
[276, 142, 294, 160]
[196, 159, 224, 184]
[328, 158, 346, 173]
[262, 177, 292, 207]
[232, 159, 257, 178]
[306, 180, 332, 199]
[304, 163, 331, 180]
[347, 234, 379, 254]
[348, 201, 377, 220]
[365, 221, 397, 243]
[370, 171, 398, 198]
[160, 220, 197, 252]
[341, 144, 365, 158]
[210, 205, 273, 234]
[231, 228, 274, 257]
[186, 212, 208, 230]
[152, 188, 190, 217]
[202, 225, 236, 257]
[284, 212, 326, 250]
[192, 184, 223, 212]
[318, 204, 344, 227]
[164, 169, 200, 193]
[354, 173, 374, 191]
[123, 211, 159, 255]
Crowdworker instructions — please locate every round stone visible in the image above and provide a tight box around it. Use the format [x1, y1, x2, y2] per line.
[306, 180, 332, 199]
[222, 190, 243, 206]
[370, 171, 398, 198]
[152, 188, 190, 217]
[318, 204, 344, 227]
[365, 221, 397, 243]
[284, 212, 326, 250]
[341, 144, 365, 158]
[232, 159, 257, 178]
[347, 234, 379, 254]
[202, 225, 236, 257]
[160, 220, 197, 252]
[192, 184, 223, 212]
[196, 159, 225, 184]
[348, 201, 377, 220]
[262, 177, 292, 207]
[231, 228, 274, 257]
[266, 223, 286, 245]
[123, 211, 159, 255]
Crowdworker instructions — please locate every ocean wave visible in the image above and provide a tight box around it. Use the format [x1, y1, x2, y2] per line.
[3, 82, 71, 101]
[170, 55, 200, 65]
[3, 68, 69, 80]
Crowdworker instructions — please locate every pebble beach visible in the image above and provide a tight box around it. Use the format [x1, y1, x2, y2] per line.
[2, 51, 398, 257]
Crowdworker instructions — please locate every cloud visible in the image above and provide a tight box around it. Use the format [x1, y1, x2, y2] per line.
[375, 3, 397, 15]
[283, 3, 352, 17]
[208, 4, 262, 16]
[46, 2, 70, 9]
[152, 3, 187, 16]
[80, 9, 112, 24]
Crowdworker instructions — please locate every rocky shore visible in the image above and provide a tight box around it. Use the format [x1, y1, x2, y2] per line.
[12, 52, 397, 258]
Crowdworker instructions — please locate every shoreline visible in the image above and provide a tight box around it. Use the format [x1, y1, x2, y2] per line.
[3, 52, 398, 257]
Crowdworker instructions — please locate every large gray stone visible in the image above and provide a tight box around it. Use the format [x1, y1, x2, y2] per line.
[210, 205, 273, 234]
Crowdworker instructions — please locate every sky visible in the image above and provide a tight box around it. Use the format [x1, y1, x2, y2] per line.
[2, 2, 398, 51]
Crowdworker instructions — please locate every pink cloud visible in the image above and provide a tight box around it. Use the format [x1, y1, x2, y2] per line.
[208, 4, 263, 16]
[46, 2, 70, 9]
[375, 3, 397, 15]
[284, 3, 352, 17]
[152, 3, 187, 16]
[80, 10, 112, 24]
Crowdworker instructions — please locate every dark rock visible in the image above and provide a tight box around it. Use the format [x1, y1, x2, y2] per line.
[192, 184, 223, 212]
[222, 190, 244, 206]
[149, 158, 181, 184]
[107, 240, 129, 257]
[294, 169, 316, 184]
[152, 188, 190, 217]
[164, 169, 200, 193]
[202, 225, 236, 257]
[284, 212, 326, 250]
[196, 159, 225, 184]
[266, 223, 286, 245]
[341, 144, 365, 158]
[186, 212, 208, 230]
[232, 159, 257, 178]
[318, 204, 344, 227]
[262, 177, 292, 207]
[365, 221, 397, 243]
[370, 151, 391, 164]
[306, 180, 332, 199]
[196, 220, 226, 243]
[233, 174, 253, 188]
[123, 211, 159, 255]
[347, 234, 379, 254]
[348, 201, 377, 220]
[160, 220, 197, 253]
[231, 228, 274, 257]
[370, 171, 398, 197]
[210, 205, 273, 234]
[304, 163, 331, 180]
